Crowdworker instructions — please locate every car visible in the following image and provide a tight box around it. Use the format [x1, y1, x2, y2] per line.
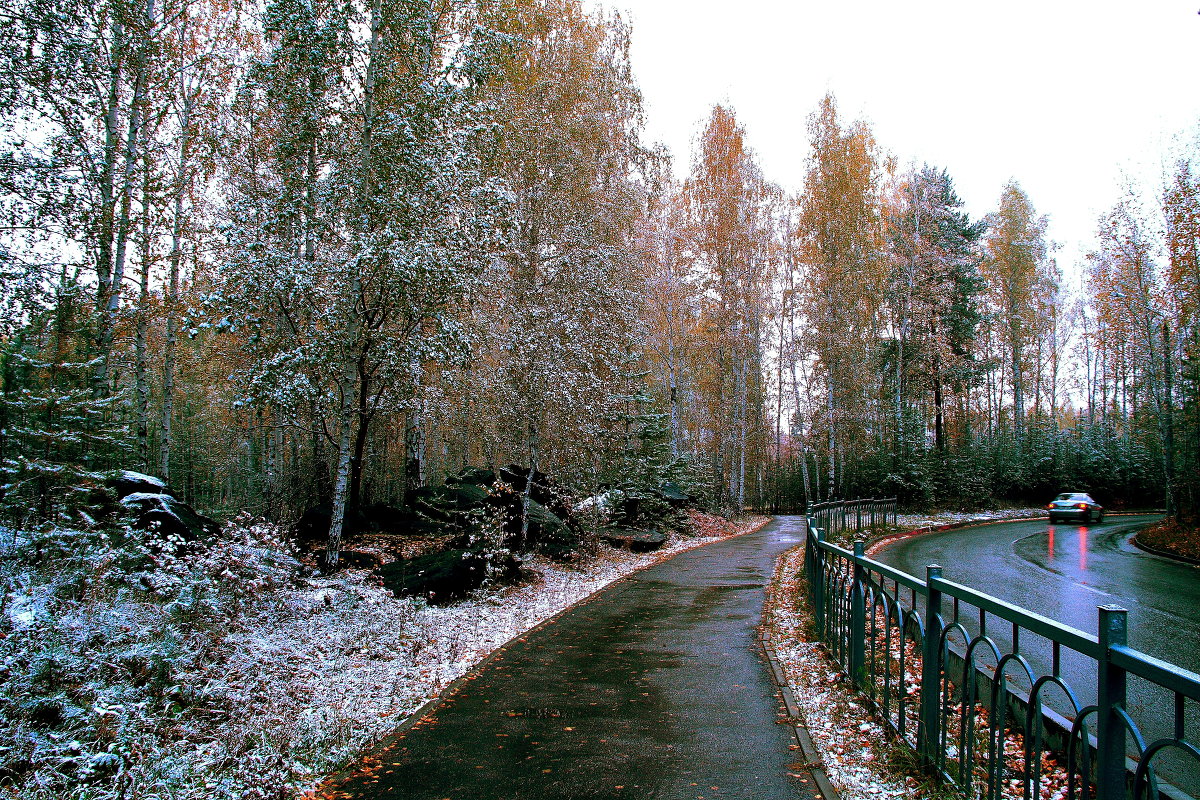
[1046, 492, 1104, 524]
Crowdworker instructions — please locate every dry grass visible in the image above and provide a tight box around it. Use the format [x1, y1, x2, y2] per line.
[1136, 518, 1200, 561]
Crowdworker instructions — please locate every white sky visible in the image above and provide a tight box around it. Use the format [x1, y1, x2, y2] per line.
[588, 0, 1200, 279]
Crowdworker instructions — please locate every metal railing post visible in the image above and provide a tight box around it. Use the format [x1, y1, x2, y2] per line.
[919, 564, 943, 769]
[813, 526, 826, 634]
[851, 541, 866, 687]
[1096, 604, 1128, 800]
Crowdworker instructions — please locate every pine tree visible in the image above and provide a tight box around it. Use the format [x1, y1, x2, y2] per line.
[0, 280, 128, 524]
[886, 166, 985, 458]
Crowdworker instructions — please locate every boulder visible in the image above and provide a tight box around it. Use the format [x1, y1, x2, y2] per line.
[108, 470, 176, 500]
[294, 504, 372, 544]
[409, 482, 491, 523]
[449, 466, 497, 487]
[100, 470, 218, 545]
[600, 528, 668, 552]
[374, 548, 521, 604]
[494, 498, 580, 559]
[119, 492, 219, 544]
[656, 481, 691, 505]
[498, 464, 570, 517]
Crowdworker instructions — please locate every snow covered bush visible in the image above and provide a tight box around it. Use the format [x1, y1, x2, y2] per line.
[0, 515, 315, 798]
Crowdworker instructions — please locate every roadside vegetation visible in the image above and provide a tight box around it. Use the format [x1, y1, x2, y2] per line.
[1137, 517, 1200, 562]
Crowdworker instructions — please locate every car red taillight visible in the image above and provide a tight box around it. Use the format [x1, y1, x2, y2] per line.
[1075, 503, 1087, 509]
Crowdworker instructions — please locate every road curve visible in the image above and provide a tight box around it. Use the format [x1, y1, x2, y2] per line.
[869, 514, 1195, 671]
[322, 517, 820, 800]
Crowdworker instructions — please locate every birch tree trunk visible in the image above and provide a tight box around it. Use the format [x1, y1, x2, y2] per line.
[134, 181, 152, 468]
[94, 0, 154, 398]
[1010, 316, 1025, 445]
[405, 405, 425, 498]
[160, 87, 193, 483]
[325, 0, 379, 569]
[324, 364, 358, 569]
[826, 374, 836, 500]
[520, 424, 538, 550]
[789, 360, 811, 507]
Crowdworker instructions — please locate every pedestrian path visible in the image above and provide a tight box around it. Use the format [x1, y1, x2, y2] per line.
[324, 517, 821, 800]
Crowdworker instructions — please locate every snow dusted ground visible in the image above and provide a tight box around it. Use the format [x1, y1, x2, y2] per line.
[764, 509, 1045, 800]
[893, 507, 1043, 530]
[0, 512, 765, 799]
[766, 544, 911, 800]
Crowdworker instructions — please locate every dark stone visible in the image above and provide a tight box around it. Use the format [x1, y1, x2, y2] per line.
[409, 482, 492, 524]
[656, 481, 691, 504]
[600, 528, 668, 552]
[363, 503, 445, 538]
[449, 466, 497, 487]
[294, 504, 373, 544]
[120, 492, 219, 543]
[499, 464, 566, 512]
[374, 548, 521, 604]
[106, 470, 176, 500]
[502, 499, 578, 559]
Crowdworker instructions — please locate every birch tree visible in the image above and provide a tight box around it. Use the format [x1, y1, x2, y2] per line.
[217, 0, 509, 567]
[461, 0, 648, 495]
[1164, 159, 1199, 520]
[1089, 192, 1175, 514]
[982, 181, 1053, 448]
[682, 104, 776, 510]
[795, 93, 885, 499]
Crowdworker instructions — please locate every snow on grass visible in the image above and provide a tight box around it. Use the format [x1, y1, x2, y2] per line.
[893, 507, 1044, 529]
[765, 544, 912, 800]
[0, 511, 763, 799]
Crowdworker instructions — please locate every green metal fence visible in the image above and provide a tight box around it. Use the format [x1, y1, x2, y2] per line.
[802, 514, 1200, 800]
[808, 498, 897, 539]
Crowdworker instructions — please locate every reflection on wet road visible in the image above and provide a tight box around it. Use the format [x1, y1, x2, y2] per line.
[1013, 518, 1200, 661]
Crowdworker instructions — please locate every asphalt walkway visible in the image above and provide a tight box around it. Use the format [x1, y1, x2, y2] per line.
[325, 516, 821, 800]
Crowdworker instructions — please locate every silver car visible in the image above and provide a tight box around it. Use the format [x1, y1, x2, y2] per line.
[1046, 492, 1104, 524]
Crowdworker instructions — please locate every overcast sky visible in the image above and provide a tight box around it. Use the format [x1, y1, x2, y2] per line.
[588, 0, 1200, 280]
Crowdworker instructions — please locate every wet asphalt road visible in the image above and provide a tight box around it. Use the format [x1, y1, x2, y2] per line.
[869, 514, 1195, 673]
[328, 517, 819, 800]
[872, 514, 1200, 791]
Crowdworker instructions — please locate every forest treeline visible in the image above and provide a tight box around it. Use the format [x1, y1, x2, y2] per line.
[2, 0, 1197, 540]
